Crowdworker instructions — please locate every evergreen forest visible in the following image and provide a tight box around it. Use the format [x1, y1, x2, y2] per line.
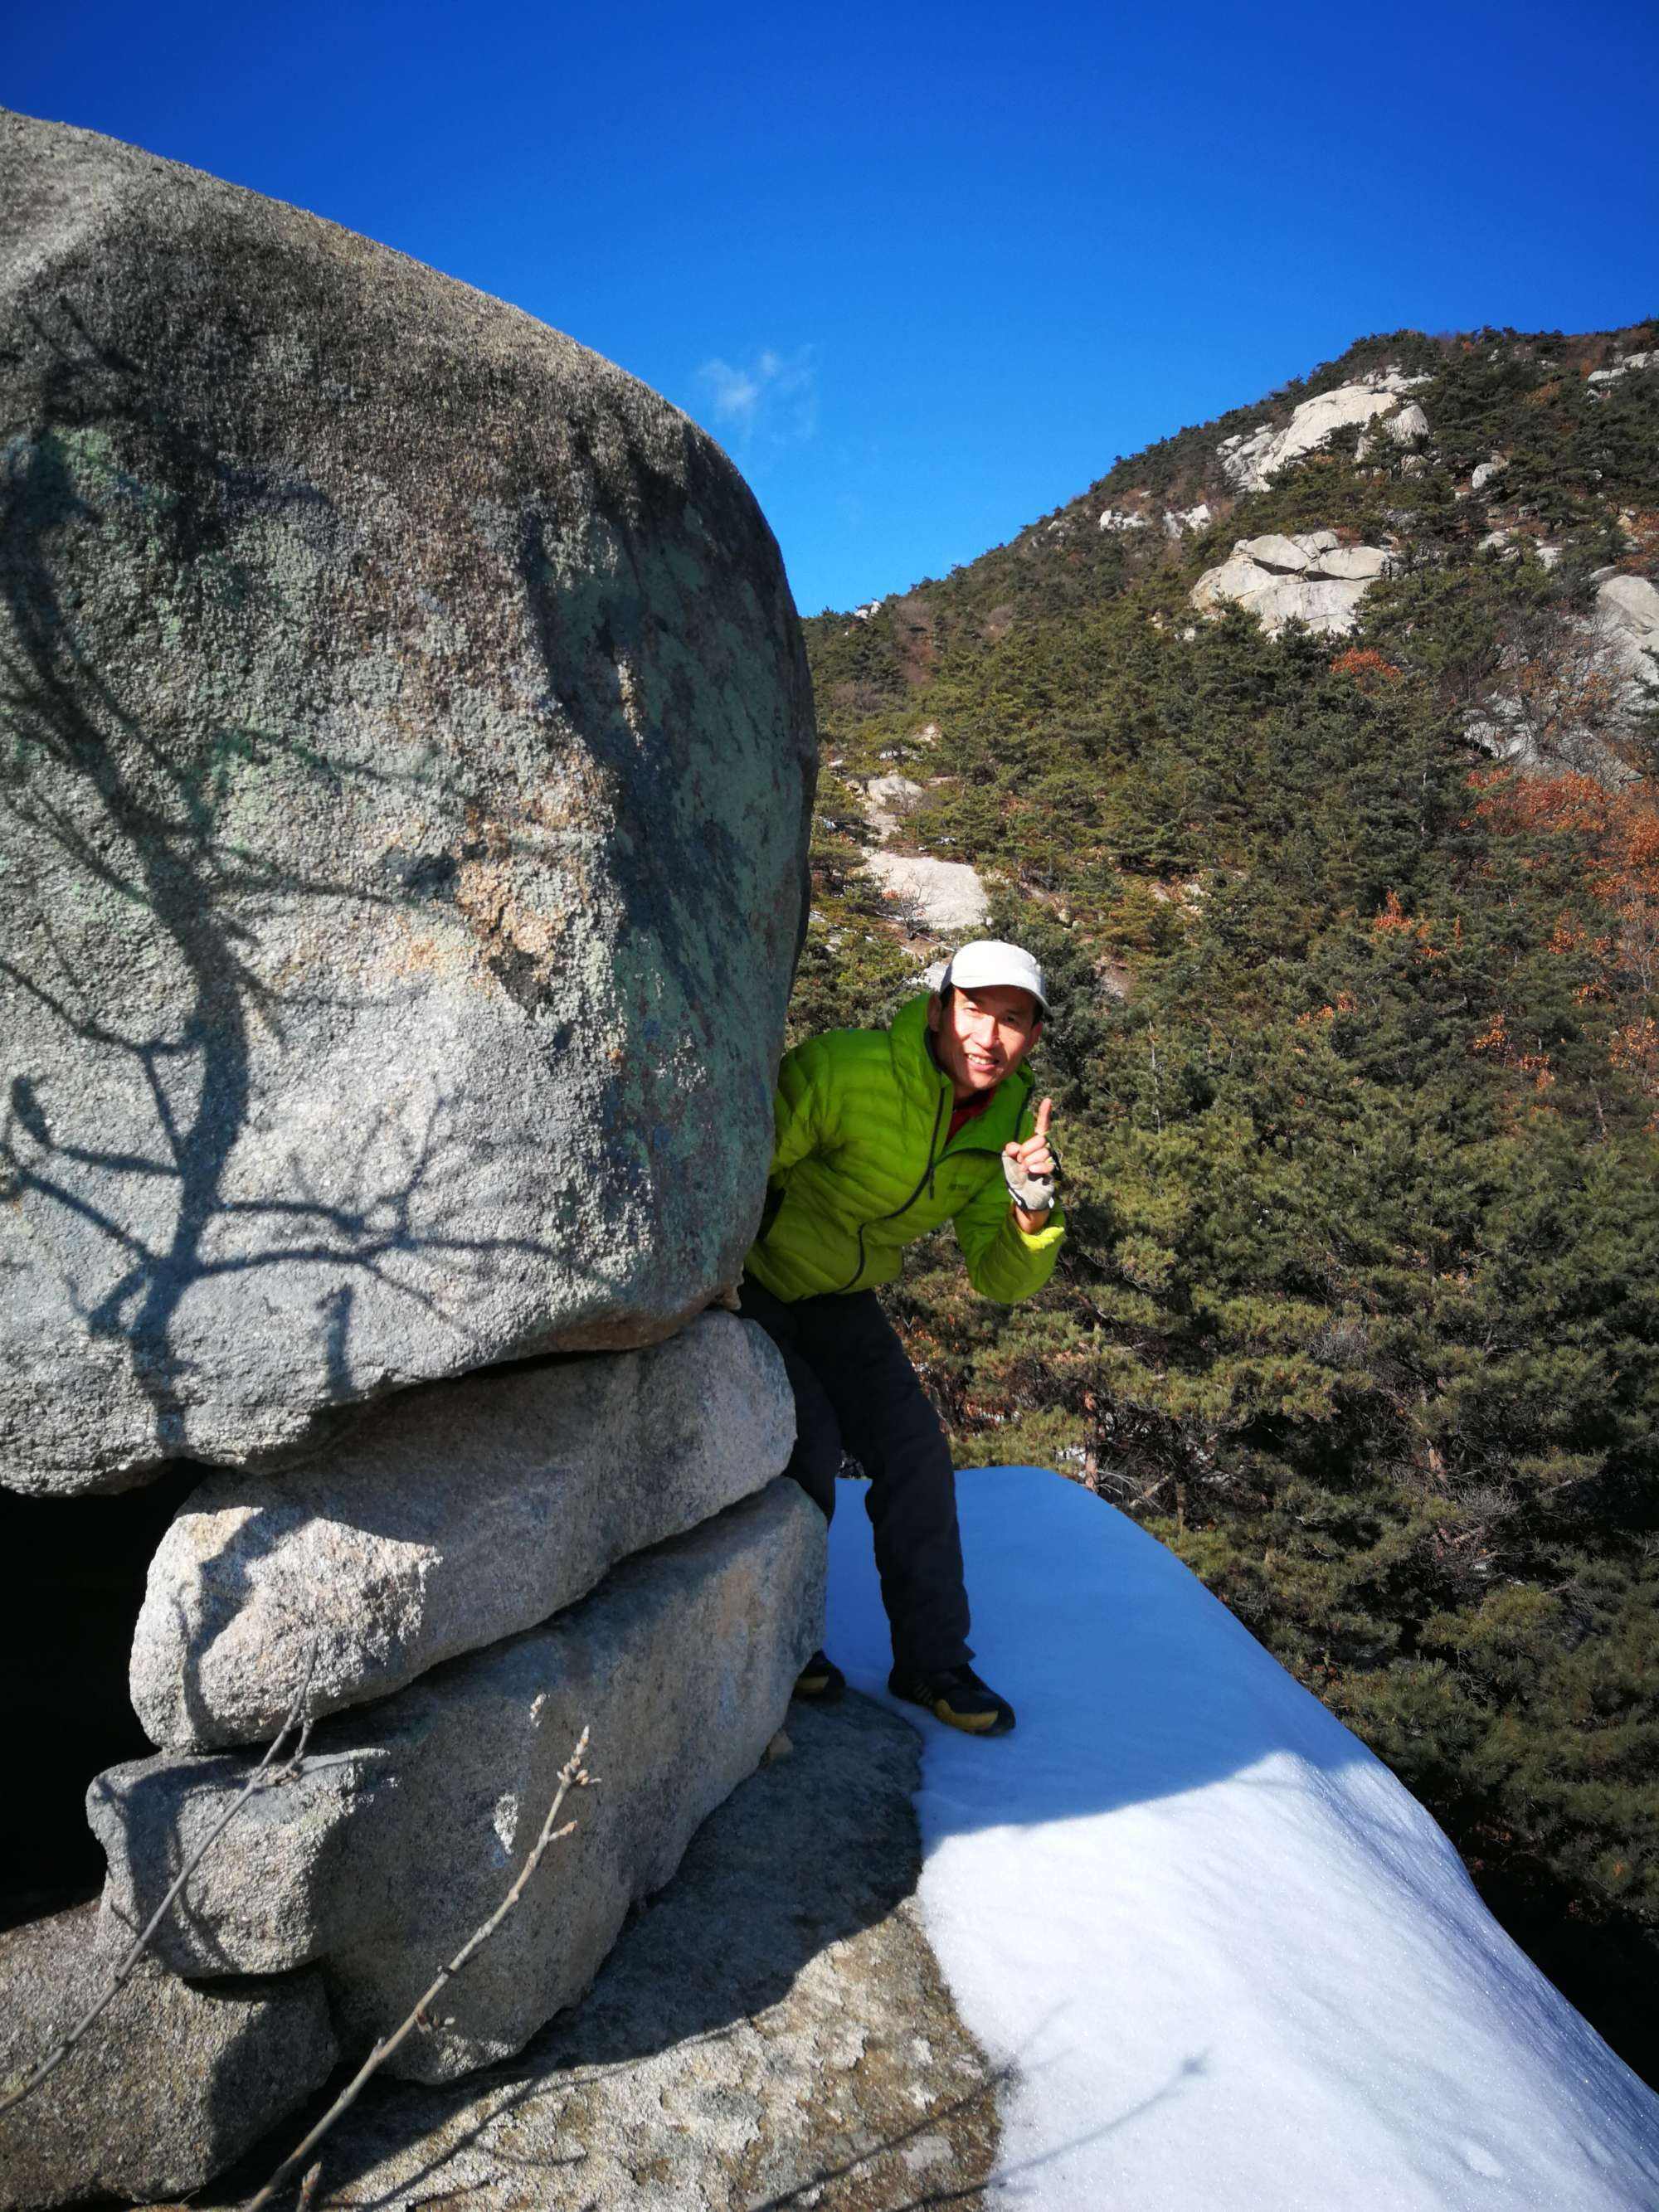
[789, 320, 1659, 2084]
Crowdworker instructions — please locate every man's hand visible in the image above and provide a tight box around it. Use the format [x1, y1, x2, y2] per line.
[1004, 1097, 1058, 1232]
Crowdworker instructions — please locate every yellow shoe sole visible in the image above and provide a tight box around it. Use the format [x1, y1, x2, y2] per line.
[930, 1697, 1004, 1735]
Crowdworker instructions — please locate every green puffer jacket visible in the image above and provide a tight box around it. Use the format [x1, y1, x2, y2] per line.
[743, 993, 1066, 1304]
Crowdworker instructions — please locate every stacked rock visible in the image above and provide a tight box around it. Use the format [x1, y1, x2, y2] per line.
[0, 110, 820, 2203]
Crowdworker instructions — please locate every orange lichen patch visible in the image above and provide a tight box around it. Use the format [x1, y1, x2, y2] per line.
[455, 856, 566, 963]
[379, 921, 482, 985]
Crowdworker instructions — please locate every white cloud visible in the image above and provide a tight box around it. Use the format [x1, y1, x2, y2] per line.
[698, 359, 763, 425]
[695, 345, 818, 452]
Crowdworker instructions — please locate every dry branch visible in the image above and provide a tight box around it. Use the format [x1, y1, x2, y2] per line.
[0, 1641, 320, 2122]
[246, 1725, 594, 2212]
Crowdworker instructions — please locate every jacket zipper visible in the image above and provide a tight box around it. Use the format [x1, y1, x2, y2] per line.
[833, 1087, 947, 1295]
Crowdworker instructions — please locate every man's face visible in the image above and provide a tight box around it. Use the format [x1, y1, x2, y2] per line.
[927, 984, 1043, 1101]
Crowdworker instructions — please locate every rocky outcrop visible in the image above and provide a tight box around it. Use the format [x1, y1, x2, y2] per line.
[94, 1479, 824, 2083]
[1355, 397, 1428, 459]
[129, 1313, 794, 1748]
[0, 1905, 336, 2206]
[853, 767, 988, 933]
[863, 773, 925, 840]
[226, 1694, 1002, 2211]
[0, 114, 829, 2212]
[1100, 499, 1210, 538]
[1479, 530, 1561, 567]
[1588, 350, 1658, 388]
[1595, 573, 1659, 689]
[1219, 370, 1430, 490]
[1191, 531, 1394, 636]
[863, 849, 990, 935]
[1461, 571, 1657, 775]
[0, 112, 815, 1499]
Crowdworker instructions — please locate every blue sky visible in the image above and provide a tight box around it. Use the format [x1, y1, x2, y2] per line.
[11, 2, 1657, 614]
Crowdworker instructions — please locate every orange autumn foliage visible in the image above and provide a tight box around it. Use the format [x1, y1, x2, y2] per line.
[1472, 1011, 1555, 1090]
[1373, 891, 1458, 960]
[1469, 767, 1659, 1097]
[1330, 647, 1404, 687]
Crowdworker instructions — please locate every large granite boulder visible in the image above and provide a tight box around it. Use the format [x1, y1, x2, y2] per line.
[130, 1310, 795, 1748]
[1218, 369, 1431, 490]
[0, 1904, 336, 2206]
[1191, 529, 1395, 637]
[862, 849, 990, 935]
[1596, 572, 1659, 690]
[92, 1478, 825, 2083]
[0, 111, 815, 1497]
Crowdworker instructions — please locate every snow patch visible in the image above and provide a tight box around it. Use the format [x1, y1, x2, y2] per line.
[825, 1466, 1659, 2210]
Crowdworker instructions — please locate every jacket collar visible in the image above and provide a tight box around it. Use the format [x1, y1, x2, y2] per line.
[888, 993, 1034, 1145]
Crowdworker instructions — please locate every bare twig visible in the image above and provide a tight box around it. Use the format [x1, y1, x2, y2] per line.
[246, 1726, 594, 2212]
[0, 1641, 320, 2122]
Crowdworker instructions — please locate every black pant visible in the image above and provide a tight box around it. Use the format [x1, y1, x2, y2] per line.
[737, 1276, 972, 1676]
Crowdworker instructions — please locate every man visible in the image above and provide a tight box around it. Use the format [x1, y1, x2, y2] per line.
[738, 940, 1063, 1737]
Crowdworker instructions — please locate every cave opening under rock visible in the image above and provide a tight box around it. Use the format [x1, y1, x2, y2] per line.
[1, 1471, 198, 1930]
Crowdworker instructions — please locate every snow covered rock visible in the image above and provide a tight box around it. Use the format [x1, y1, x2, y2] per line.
[862, 849, 990, 935]
[0, 1903, 336, 2205]
[0, 112, 815, 1498]
[1219, 369, 1431, 489]
[93, 1479, 825, 2083]
[1191, 530, 1394, 635]
[129, 1313, 795, 1748]
[827, 1467, 1659, 2211]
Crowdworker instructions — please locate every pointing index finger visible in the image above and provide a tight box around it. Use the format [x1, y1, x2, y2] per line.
[1034, 1096, 1053, 1139]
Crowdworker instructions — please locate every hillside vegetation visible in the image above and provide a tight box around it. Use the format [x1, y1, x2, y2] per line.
[792, 320, 1659, 2082]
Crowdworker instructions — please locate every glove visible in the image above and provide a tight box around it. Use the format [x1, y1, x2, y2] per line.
[1002, 1144, 1058, 1214]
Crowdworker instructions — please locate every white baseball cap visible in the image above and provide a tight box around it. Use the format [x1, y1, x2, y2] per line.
[938, 939, 1048, 1016]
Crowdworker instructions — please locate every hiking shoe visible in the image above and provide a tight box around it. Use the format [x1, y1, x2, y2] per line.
[793, 1649, 846, 1703]
[888, 1662, 1015, 1737]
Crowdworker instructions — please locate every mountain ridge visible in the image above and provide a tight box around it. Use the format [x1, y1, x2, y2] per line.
[790, 317, 1659, 2088]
